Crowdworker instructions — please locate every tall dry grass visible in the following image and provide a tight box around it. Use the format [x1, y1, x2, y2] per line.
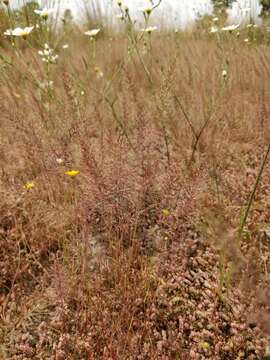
[0, 4, 270, 358]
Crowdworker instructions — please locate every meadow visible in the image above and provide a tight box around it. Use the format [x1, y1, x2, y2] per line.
[0, 2, 270, 359]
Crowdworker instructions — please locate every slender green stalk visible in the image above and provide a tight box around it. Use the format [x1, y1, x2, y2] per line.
[239, 143, 270, 238]
[104, 95, 137, 154]
[173, 93, 197, 139]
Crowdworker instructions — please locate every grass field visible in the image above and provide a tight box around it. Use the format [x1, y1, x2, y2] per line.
[0, 2, 270, 359]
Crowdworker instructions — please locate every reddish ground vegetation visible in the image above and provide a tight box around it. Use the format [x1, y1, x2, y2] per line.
[0, 37, 269, 359]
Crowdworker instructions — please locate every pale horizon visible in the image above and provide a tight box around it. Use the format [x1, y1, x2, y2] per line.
[9, 0, 263, 27]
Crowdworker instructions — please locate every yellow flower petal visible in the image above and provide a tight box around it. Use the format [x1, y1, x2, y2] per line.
[65, 170, 80, 177]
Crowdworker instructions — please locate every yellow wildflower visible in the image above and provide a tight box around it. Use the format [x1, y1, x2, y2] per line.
[199, 342, 210, 350]
[65, 170, 80, 177]
[162, 209, 170, 216]
[24, 182, 35, 190]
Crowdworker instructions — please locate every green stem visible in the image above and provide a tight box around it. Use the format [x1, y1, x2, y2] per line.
[104, 96, 136, 154]
[239, 143, 270, 238]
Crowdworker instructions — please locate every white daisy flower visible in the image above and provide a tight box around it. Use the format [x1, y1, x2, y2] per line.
[221, 24, 240, 32]
[34, 8, 54, 20]
[4, 26, 34, 38]
[210, 26, 219, 33]
[140, 26, 158, 34]
[84, 29, 100, 38]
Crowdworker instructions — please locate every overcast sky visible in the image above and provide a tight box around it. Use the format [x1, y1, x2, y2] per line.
[10, 0, 262, 27]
